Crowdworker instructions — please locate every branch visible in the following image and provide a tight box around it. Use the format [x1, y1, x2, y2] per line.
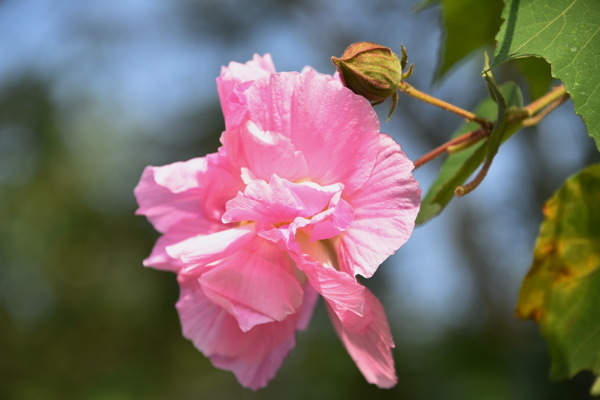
[413, 127, 489, 169]
[397, 81, 492, 128]
[523, 84, 568, 116]
[521, 93, 570, 127]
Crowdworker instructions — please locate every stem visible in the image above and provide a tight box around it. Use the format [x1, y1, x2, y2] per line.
[413, 127, 489, 169]
[455, 158, 492, 197]
[521, 94, 570, 127]
[412, 84, 570, 170]
[398, 81, 492, 127]
[452, 86, 569, 196]
[523, 84, 567, 116]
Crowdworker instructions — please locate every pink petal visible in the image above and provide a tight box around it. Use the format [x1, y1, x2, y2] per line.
[211, 286, 318, 389]
[166, 225, 256, 269]
[134, 158, 206, 233]
[289, 234, 365, 319]
[338, 134, 421, 278]
[295, 284, 319, 331]
[300, 259, 365, 318]
[134, 151, 244, 231]
[242, 70, 381, 194]
[301, 191, 354, 242]
[143, 233, 183, 272]
[209, 345, 293, 391]
[199, 150, 246, 222]
[326, 288, 397, 388]
[198, 237, 305, 332]
[176, 272, 317, 390]
[143, 219, 217, 272]
[223, 175, 344, 228]
[238, 121, 309, 181]
[217, 54, 276, 130]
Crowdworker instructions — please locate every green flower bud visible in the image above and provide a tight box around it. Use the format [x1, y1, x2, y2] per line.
[332, 42, 403, 120]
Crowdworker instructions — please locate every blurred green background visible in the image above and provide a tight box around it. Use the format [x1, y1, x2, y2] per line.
[1, 1, 599, 399]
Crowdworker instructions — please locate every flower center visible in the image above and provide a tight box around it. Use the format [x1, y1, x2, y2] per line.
[222, 174, 354, 243]
[296, 231, 340, 271]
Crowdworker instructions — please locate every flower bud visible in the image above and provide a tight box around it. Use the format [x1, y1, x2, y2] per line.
[331, 42, 402, 104]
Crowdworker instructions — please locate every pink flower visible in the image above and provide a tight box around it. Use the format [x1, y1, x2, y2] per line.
[134, 54, 421, 390]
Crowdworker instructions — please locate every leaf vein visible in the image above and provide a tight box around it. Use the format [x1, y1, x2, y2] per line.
[512, 0, 579, 54]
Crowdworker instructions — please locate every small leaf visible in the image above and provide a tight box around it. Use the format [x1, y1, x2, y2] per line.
[454, 59, 512, 197]
[494, 0, 600, 150]
[516, 164, 600, 385]
[436, 0, 504, 78]
[482, 58, 508, 161]
[416, 82, 523, 224]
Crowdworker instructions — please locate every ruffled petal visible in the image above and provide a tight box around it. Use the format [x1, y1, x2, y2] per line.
[295, 284, 319, 331]
[217, 54, 276, 130]
[243, 70, 381, 194]
[222, 175, 345, 228]
[299, 257, 365, 318]
[289, 233, 365, 319]
[166, 225, 256, 269]
[199, 150, 246, 222]
[134, 151, 244, 231]
[143, 233, 183, 272]
[197, 237, 304, 332]
[134, 158, 206, 233]
[299, 191, 354, 242]
[176, 271, 317, 390]
[326, 288, 397, 388]
[338, 134, 421, 278]
[238, 121, 309, 181]
[143, 219, 216, 272]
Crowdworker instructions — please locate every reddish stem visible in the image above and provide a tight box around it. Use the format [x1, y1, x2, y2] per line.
[413, 128, 489, 169]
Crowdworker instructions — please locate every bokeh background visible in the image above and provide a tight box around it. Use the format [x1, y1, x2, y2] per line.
[1, 1, 599, 399]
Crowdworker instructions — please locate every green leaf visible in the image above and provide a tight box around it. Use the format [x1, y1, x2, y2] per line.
[511, 56, 554, 100]
[494, 0, 600, 150]
[592, 376, 600, 396]
[516, 164, 600, 386]
[416, 82, 523, 224]
[437, 0, 504, 78]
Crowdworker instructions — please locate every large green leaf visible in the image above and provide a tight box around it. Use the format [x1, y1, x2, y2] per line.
[437, 0, 504, 78]
[494, 0, 600, 150]
[516, 164, 600, 384]
[512, 56, 553, 100]
[416, 82, 523, 224]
